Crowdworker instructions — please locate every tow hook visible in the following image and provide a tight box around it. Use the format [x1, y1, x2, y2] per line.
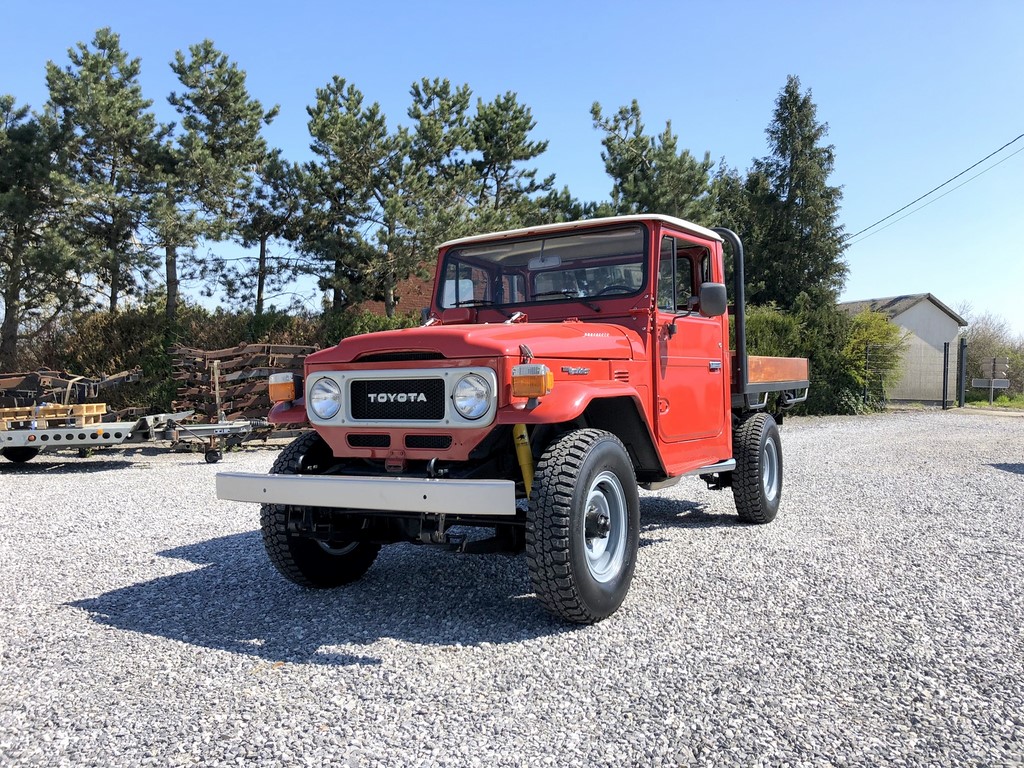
[426, 457, 448, 478]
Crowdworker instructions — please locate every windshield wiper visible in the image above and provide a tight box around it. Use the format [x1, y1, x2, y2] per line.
[453, 298, 495, 307]
[453, 298, 510, 317]
[532, 290, 601, 312]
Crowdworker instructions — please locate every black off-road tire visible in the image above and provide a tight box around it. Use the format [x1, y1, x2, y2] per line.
[526, 429, 640, 624]
[732, 412, 782, 524]
[2, 447, 39, 464]
[260, 431, 380, 588]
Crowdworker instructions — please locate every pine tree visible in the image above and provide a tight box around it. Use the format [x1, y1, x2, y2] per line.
[0, 96, 82, 368]
[45, 28, 162, 313]
[303, 76, 398, 314]
[469, 91, 554, 229]
[591, 100, 713, 223]
[164, 39, 278, 321]
[304, 77, 475, 318]
[742, 75, 847, 308]
[233, 150, 303, 316]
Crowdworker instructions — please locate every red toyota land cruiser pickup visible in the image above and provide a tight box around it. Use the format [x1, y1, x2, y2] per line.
[217, 215, 809, 623]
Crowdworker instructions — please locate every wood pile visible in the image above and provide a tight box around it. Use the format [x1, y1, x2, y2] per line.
[171, 343, 315, 423]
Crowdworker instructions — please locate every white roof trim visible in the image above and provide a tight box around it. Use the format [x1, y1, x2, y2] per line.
[438, 214, 723, 250]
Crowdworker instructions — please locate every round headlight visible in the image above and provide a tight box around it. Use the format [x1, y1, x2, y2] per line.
[452, 374, 490, 420]
[308, 377, 342, 420]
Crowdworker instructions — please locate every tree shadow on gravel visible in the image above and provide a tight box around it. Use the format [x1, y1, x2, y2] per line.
[638, 496, 743, 548]
[990, 463, 1024, 475]
[69, 531, 577, 667]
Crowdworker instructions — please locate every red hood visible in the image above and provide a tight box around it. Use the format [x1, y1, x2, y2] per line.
[307, 322, 643, 365]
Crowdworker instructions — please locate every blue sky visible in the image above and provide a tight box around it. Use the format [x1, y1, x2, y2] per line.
[4, 0, 1023, 336]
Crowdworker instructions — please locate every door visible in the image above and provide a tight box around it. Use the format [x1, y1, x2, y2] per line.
[654, 235, 727, 443]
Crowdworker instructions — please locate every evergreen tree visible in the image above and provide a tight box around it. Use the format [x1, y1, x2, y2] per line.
[742, 75, 847, 308]
[304, 77, 477, 317]
[164, 40, 278, 321]
[301, 78, 560, 318]
[591, 100, 713, 222]
[405, 78, 474, 248]
[45, 28, 162, 313]
[469, 91, 554, 229]
[0, 96, 82, 369]
[303, 76, 401, 315]
[232, 150, 304, 316]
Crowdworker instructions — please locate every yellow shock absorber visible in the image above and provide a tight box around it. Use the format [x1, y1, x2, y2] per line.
[512, 423, 535, 498]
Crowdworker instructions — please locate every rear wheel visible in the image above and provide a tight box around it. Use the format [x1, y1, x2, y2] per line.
[526, 429, 640, 624]
[732, 412, 782, 524]
[1, 447, 39, 463]
[260, 431, 380, 588]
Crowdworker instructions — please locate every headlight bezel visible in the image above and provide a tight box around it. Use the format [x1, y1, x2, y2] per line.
[451, 373, 491, 420]
[308, 376, 343, 420]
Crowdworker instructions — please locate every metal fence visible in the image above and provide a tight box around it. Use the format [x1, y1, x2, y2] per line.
[867, 339, 962, 406]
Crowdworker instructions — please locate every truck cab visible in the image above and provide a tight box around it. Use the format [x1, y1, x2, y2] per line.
[217, 215, 809, 623]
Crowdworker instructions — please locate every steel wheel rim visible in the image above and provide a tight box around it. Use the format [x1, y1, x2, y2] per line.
[762, 437, 780, 503]
[583, 470, 627, 583]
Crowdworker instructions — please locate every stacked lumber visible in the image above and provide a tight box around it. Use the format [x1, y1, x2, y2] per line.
[171, 343, 315, 423]
[0, 368, 142, 407]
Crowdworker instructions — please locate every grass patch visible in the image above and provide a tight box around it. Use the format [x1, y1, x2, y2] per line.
[965, 392, 1024, 410]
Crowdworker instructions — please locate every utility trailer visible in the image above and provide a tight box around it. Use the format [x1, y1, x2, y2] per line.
[0, 406, 272, 464]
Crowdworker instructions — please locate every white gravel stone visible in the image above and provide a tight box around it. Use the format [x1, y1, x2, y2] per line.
[0, 410, 1022, 766]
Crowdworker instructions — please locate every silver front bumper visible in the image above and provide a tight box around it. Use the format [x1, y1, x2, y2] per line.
[216, 472, 517, 517]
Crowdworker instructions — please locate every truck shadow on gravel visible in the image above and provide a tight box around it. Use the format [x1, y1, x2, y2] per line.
[69, 531, 578, 666]
[990, 463, 1024, 475]
[638, 496, 744, 547]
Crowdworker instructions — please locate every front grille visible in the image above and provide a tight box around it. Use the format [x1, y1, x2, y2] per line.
[348, 434, 391, 448]
[405, 435, 453, 450]
[350, 378, 446, 421]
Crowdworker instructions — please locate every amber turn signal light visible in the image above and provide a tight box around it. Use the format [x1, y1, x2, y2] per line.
[268, 372, 300, 403]
[511, 364, 554, 398]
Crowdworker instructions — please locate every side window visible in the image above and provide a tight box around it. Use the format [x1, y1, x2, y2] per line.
[676, 258, 694, 309]
[658, 237, 695, 311]
[658, 238, 674, 311]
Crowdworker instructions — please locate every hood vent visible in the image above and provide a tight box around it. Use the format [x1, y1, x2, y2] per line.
[613, 369, 630, 382]
[356, 351, 445, 363]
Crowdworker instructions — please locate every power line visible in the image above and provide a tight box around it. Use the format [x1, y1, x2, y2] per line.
[846, 143, 1024, 246]
[845, 131, 1024, 241]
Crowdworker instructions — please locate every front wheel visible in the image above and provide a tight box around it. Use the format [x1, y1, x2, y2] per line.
[526, 429, 640, 624]
[260, 431, 380, 588]
[732, 412, 782, 524]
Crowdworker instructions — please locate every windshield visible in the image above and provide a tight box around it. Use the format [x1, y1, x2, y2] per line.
[438, 225, 647, 310]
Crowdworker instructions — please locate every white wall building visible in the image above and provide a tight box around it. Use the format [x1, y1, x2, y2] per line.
[839, 294, 967, 403]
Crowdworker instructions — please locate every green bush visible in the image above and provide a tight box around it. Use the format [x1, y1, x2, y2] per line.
[316, 310, 419, 347]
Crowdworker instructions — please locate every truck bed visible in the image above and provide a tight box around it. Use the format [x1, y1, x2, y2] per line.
[730, 353, 810, 406]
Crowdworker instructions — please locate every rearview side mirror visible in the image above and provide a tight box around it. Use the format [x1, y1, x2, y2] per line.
[698, 282, 728, 318]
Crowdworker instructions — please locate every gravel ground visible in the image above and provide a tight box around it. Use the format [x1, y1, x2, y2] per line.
[1, 409, 1023, 767]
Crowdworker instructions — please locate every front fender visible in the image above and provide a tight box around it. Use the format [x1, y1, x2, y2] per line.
[495, 382, 646, 425]
[268, 397, 308, 425]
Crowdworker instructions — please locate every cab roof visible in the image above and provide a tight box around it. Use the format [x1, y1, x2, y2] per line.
[438, 214, 724, 250]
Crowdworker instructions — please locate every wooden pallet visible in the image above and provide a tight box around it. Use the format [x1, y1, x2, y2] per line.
[0, 402, 106, 430]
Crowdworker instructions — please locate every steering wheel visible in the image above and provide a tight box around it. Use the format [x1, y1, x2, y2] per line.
[594, 285, 634, 296]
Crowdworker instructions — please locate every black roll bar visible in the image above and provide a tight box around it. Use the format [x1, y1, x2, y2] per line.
[711, 227, 749, 403]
